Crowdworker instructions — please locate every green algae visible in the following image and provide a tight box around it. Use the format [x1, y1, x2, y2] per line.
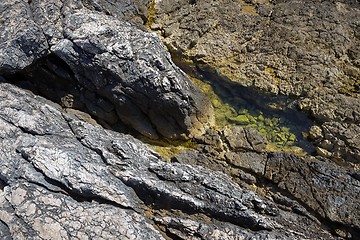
[172, 57, 315, 156]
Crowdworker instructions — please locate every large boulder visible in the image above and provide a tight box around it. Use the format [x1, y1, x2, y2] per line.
[0, 0, 214, 139]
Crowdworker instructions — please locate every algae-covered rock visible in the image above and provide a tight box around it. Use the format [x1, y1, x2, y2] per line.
[228, 115, 250, 125]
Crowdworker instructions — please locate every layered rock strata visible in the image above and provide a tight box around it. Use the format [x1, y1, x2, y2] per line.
[0, 0, 359, 239]
[0, 82, 341, 239]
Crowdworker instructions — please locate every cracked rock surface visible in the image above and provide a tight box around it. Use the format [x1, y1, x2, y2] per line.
[0, 0, 213, 139]
[152, 0, 360, 163]
[1, 0, 360, 239]
[0, 82, 340, 239]
[174, 128, 360, 237]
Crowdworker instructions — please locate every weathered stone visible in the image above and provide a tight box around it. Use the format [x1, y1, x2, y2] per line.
[0, 0, 214, 140]
[309, 125, 323, 141]
[1, 0, 359, 239]
[152, 0, 360, 162]
[81, 0, 150, 24]
[0, 0, 49, 73]
[0, 82, 338, 239]
[1, 182, 164, 240]
[321, 122, 360, 164]
[222, 126, 267, 153]
[154, 216, 312, 240]
[264, 152, 360, 232]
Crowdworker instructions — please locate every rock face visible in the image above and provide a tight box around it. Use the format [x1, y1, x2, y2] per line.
[0, 82, 340, 239]
[174, 128, 360, 237]
[0, 0, 213, 140]
[1, 0, 359, 239]
[152, 0, 360, 162]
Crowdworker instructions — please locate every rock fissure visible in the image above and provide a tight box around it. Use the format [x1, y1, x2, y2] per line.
[20, 155, 137, 212]
[62, 114, 112, 166]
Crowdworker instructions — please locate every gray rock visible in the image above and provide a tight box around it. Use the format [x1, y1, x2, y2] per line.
[0, 0, 48, 73]
[1, 181, 164, 240]
[154, 216, 309, 240]
[320, 122, 360, 164]
[222, 126, 268, 153]
[53, 9, 213, 139]
[0, 82, 337, 239]
[265, 152, 360, 232]
[0, 220, 11, 240]
[81, 0, 152, 24]
[174, 127, 360, 237]
[1, 0, 359, 239]
[0, 0, 214, 140]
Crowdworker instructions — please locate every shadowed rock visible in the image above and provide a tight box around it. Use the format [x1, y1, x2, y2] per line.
[0, 0, 214, 139]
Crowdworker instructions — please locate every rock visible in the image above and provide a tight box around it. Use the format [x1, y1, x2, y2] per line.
[0, 0, 214, 139]
[264, 152, 360, 233]
[0, 0, 49, 73]
[81, 0, 152, 24]
[174, 126, 360, 237]
[1, 182, 164, 240]
[321, 122, 360, 164]
[224, 151, 266, 175]
[0, 220, 11, 240]
[1, 0, 359, 239]
[309, 125, 323, 141]
[316, 147, 332, 158]
[152, 0, 360, 161]
[222, 126, 268, 153]
[0, 82, 338, 239]
[154, 216, 307, 240]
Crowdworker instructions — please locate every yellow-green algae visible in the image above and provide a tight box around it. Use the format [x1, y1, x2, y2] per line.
[146, 0, 156, 28]
[139, 136, 197, 161]
[138, 52, 313, 158]
[190, 75, 307, 156]
[171, 55, 314, 156]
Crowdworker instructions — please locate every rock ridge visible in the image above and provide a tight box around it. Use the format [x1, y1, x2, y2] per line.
[0, 0, 214, 140]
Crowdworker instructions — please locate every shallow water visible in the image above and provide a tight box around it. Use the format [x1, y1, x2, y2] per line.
[174, 57, 316, 155]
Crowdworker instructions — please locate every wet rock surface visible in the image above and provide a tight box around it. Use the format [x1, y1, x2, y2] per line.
[0, 0, 359, 239]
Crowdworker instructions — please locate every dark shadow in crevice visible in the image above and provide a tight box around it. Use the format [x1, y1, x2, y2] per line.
[120, 178, 271, 232]
[5, 53, 82, 108]
[4, 53, 135, 136]
[0, 178, 7, 190]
